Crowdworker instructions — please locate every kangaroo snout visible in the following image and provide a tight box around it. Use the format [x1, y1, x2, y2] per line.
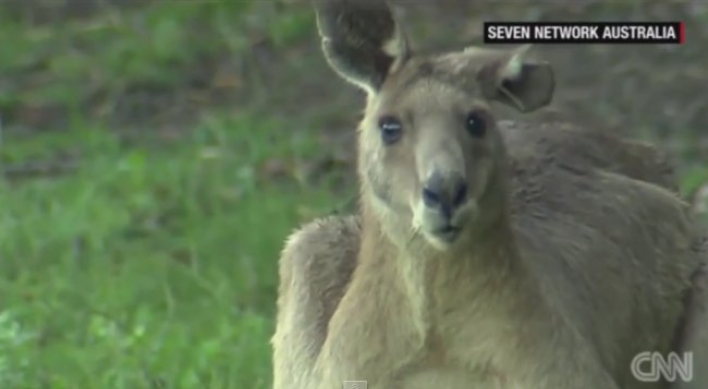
[417, 169, 475, 247]
[421, 171, 469, 219]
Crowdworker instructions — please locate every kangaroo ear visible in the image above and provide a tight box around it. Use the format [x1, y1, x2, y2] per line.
[313, 0, 410, 94]
[478, 45, 555, 113]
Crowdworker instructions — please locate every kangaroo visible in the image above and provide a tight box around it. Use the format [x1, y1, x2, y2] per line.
[271, 1, 708, 388]
[674, 262, 708, 389]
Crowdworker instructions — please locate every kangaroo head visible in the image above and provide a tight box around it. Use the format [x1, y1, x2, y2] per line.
[314, 0, 555, 251]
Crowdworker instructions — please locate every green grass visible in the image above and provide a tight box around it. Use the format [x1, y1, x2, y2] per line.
[0, 111, 341, 389]
[0, 1, 706, 388]
[0, 1, 316, 124]
[0, 1, 335, 388]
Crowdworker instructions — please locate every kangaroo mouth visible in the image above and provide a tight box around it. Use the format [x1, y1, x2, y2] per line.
[431, 225, 462, 242]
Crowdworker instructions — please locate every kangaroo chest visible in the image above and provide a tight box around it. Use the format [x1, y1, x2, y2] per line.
[357, 314, 520, 388]
[322, 280, 525, 389]
[392, 326, 516, 389]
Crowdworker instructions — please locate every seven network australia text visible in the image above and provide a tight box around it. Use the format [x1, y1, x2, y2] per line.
[484, 22, 684, 44]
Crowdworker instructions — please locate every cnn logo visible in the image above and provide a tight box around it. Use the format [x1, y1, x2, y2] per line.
[631, 351, 693, 382]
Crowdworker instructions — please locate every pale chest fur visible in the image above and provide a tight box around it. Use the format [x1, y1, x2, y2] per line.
[315, 259, 535, 389]
[411, 298, 539, 388]
[320, 304, 527, 388]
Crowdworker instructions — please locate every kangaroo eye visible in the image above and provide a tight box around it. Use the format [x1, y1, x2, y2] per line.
[378, 116, 403, 145]
[465, 111, 486, 138]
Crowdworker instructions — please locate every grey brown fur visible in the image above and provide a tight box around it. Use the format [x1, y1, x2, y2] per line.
[674, 262, 708, 389]
[271, 1, 708, 388]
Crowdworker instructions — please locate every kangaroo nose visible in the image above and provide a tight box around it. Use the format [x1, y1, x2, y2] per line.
[421, 172, 468, 217]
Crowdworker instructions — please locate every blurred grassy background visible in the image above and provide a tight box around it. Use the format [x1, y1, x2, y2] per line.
[0, 0, 706, 388]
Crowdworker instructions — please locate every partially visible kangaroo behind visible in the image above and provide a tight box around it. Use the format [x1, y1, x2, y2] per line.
[271, 1, 708, 388]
